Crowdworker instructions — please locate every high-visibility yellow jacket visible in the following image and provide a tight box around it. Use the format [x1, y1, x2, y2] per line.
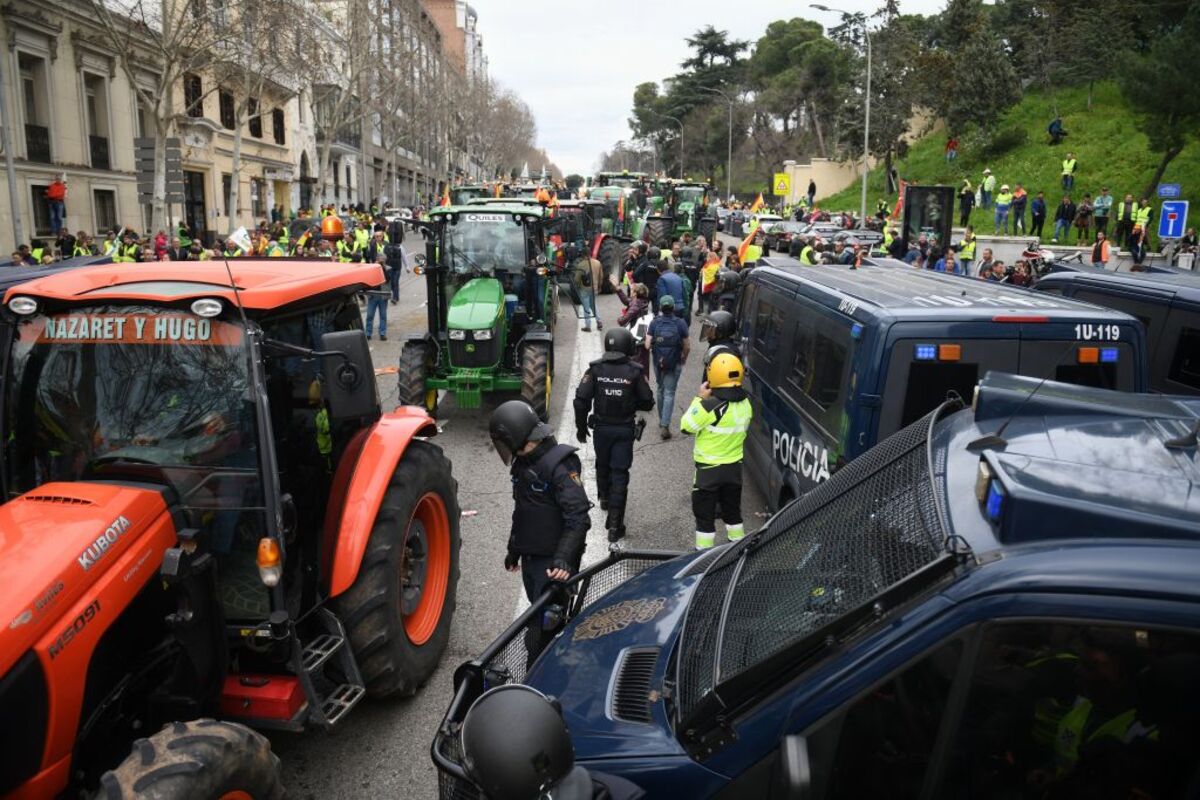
[681, 393, 752, 465]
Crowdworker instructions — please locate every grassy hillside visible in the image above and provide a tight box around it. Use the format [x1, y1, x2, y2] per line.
[816, 82, 1200, 244]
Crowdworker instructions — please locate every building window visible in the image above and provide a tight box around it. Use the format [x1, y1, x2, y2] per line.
[222, 173, 233, 217]
[183, 73, 203, 118]
[248, 98, 262, 138]
[219, 89, 236, 130]
[345, 163, 352, 191]
[135, 100, 150, 138]
[30, 185, 52, 237]
[272, 108, 285, 145]
[298, 91, 306, 124]
[93, 189, 117, 232]
[250, 178, 265, 218]
[19, 53, 51, 163]
[83, 73, 111, 170]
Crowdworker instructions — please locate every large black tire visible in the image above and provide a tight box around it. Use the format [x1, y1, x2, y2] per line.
[597, 237, 621, 294]
[696, 215, 717, 244]
[397, 340, 437, 417]
[520, 341, 551, 422]
[335, 440, 461, 698]
[98, 719, 282, 800]
[645, 216, 672, 249]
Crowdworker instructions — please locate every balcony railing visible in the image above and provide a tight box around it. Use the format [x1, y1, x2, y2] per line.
[316, 126, 361, 150]
[25, 124, 50, 163]
[89, 135, 110, 170]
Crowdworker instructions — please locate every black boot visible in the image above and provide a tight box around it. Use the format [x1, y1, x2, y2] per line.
[599, 497, 609, 512]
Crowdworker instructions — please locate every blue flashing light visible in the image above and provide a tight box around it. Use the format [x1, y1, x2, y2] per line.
[985, 480, 1005, 522]
[915, 344, 937, 361]
[851, 323, 863, 339]
[1100, 347, 1119, 363]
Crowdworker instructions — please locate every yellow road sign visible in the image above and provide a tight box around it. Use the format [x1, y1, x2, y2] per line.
[773, 173, 791, 196]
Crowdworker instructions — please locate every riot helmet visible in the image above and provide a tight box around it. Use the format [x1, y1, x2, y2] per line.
[700, 310, 736, 343]
[603, 326, 636, 357]
[488, 400, 551, 465]
[461, 685, 575, 799]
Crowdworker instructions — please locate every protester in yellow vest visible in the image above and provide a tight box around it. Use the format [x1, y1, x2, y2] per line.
[1061, 153, 1077, 191]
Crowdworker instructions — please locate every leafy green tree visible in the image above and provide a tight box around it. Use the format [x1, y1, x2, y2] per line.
[1118, 7, 1200, 197]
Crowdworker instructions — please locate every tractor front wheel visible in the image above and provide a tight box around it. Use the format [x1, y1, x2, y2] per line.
[521, 341, 552, 422]
[598, 238, 621, 294]
[99, 720, 283, 800]
[335, 440, 460, 697]
[645, 216, 672, 249]
[697, 215, 717, 244]
[398, 341, 438, 417]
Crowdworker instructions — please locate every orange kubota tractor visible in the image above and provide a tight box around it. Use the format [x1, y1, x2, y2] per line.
[0, 259, 460, 798]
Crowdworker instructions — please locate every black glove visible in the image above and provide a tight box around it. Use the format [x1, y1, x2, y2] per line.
[550, 559, 573, 577]
[504, 551, 519, 570]
[576, 429, 588, 444]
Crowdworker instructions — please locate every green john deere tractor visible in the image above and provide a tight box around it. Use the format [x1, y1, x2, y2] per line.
[450, 183, 498, 205]
[548, 199, 622, 296]
[398, 204, 556, 420]
[642, 180, 719, 248]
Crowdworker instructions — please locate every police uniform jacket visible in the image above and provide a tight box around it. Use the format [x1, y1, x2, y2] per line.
[508, 437, 591, 565]
[574, 354, 654, 431]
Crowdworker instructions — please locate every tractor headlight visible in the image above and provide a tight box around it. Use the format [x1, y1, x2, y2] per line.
[449, 329, 466, 340]
[473, 329, 493, 341]
[8, 296, 37, 315]
[190, 298, 223, 318]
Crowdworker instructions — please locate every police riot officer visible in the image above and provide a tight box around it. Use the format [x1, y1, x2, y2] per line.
[680, 353, 752, 550]
[714, 269, 741, 314]
[700, 309, 741, 368]
[574, 328, 654, 546]
[489, 400, 591, 603]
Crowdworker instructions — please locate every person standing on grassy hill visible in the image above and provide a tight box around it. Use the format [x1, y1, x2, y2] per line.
[1061, 152, 1078, 191]
[1031, 192, 1048, 239]
[1093, 188, 1113, 240]
[1075, 194, 1094, 245]
[1011, 184, 1028, 235]
[959, 179, 975, 226]
[981, 169, 996, 209]
[946, 136, 958, 162]
[994, 185, 1014, 235]
[1053, 195, 1077, 243]
[1114, 193, 1137, 250]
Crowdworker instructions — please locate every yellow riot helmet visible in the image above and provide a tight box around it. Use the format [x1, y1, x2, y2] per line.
[706, 353, 744, 389]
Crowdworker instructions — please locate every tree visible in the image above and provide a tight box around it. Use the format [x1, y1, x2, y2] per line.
[1118, 7, 1200, 198]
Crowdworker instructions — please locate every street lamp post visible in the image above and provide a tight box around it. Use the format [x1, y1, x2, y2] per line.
[811, 5, 871, 228]
[653, 112, 684, 179]
[698, 86, 734, 201]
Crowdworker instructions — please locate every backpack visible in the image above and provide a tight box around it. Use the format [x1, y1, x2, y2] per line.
[651, 316, 684, 371]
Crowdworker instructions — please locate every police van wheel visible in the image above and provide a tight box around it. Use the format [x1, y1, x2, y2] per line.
[398, 341, 435, 414]
[99, 719, 283, 800]
[336, 441, 461, 697]
[598, 238, 620, 294]
[521, 342, 551, 422]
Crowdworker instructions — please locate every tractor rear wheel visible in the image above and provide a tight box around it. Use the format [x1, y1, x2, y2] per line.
[598, 238, 621, 294]
[398, 341, 438, 417]
[645, 216, 672, 249]
[697, 215, 717, 244]
[520, 341, 552, 422]
[335, 440, 460, 697]
[99, 719, 282, 800]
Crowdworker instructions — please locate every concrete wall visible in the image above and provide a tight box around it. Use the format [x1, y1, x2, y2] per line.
[781, 158, 875, 206]
[957, 233, 1188, 273]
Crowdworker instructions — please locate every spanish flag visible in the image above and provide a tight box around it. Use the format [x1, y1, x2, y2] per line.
[440, 184, 451, 207]
[493, 183, 502, 198]
[701, 251, 722, 294]
[737, 218, 761, 263]
[749, 193, 765, 213]
[617, 194, 625, 222]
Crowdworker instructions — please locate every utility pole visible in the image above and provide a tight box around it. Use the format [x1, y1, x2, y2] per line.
[0, 50, 25, 248]
[654, 112, 684, 179]
[699, 86, 734, 200]
[812, 5, 871, 228]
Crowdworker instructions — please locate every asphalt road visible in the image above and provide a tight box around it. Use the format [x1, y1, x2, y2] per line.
[269, 267, 769, 799]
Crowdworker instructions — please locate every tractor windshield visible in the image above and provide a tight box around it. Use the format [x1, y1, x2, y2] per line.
[675, 187, 708, 208]
[3, 305, 263, 513]
[445, 213, 528, 273]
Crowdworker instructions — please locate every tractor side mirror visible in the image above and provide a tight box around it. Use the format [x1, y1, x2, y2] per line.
[319, 330, 380, 421]
[776, 734, 813, 800]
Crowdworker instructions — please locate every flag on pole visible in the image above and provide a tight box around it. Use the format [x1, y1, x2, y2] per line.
[440, 184, 451, 207]
[749, 193, 765, 213]
[737, 218, 761, 263]
[891, 180, 906, 221]
[617, 194, 625, 222]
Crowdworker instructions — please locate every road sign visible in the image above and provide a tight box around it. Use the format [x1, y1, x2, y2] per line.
[1158, 200, 1189, 239]
[772, 172, 791, 196]
[1157, 183, 1181, 199]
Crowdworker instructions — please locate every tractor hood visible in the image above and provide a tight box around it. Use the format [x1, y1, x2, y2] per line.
[524, 550, 721, 761]
[0, 482, 170, 675]
[447, 277, 504, 330]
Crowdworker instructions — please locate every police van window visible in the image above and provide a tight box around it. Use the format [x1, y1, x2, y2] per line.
[900, 363, 979, 429]
[751, 299, 784, 368]
[785, 322, 849, 436]
[806, 639, 964, 799]
[942, 622, 1200, 799]
[1168, 326, 1200, 390]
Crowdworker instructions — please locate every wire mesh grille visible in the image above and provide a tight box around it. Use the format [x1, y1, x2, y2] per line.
[679, 411, 945, 719]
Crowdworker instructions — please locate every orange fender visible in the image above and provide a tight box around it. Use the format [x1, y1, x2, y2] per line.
[325, 407, 438, 598]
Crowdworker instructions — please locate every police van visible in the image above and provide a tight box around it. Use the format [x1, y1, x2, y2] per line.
[1034, 268, 1200, 396]
[739, 257, 1149, 509]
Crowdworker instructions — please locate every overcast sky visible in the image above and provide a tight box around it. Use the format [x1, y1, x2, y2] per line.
[468, 0, 947, 176]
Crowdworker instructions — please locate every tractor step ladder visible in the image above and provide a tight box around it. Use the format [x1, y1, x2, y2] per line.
[296, 607, 366, 728]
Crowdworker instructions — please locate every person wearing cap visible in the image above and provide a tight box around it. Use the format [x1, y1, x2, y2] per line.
[489, 400, 591, 607]
[981, 169, 996, 210]
[993, 185, 1014, 235]
[681, 353, 752, 550]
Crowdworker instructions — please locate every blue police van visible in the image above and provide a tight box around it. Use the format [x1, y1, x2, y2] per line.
[739, 257, 1149, 510]
[1034, 268, 1200, 396]
[433, 374, 1200, 799]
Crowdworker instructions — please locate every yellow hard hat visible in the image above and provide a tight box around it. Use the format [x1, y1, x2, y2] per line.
[706, 353, 744, 389]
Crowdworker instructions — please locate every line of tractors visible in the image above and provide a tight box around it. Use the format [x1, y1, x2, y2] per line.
[0, 172, 715, 799]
